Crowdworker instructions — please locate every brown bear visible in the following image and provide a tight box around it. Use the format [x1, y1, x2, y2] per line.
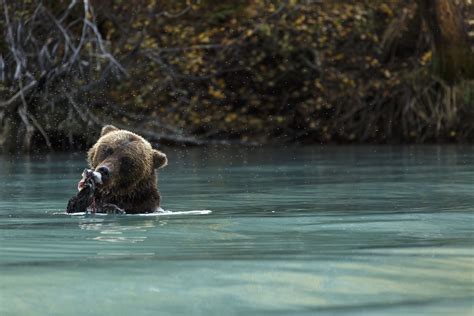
[68, 125, 167, 214]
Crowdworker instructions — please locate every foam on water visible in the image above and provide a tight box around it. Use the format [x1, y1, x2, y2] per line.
[137, 209, 212, 216]
[53, 208, 212, 216]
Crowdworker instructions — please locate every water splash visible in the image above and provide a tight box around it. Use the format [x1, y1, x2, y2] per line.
[52, 209, 212, 216]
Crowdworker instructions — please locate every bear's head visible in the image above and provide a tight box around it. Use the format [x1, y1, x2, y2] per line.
[87, 125, 167, 193]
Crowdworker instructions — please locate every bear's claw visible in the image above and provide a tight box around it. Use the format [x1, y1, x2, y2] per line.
[102, 203, 126, 214]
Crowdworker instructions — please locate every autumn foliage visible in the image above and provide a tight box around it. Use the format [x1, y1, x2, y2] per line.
[1, 0, 473, 150]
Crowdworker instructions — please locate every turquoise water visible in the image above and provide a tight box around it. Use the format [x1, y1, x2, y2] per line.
[0, 146, 473, 315]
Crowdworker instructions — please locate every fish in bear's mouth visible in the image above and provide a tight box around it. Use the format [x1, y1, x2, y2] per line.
[66, 169, 102, 214]
[68, 168, 126, 214]
[77, 169, 103, 191]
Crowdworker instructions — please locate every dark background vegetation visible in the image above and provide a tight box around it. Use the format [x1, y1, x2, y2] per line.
[1, 0, 473, 152]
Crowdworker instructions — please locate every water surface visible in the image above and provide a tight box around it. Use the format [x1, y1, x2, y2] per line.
[0, 146, 473, 315]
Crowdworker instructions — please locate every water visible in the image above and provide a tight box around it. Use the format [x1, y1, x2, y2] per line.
[0, 146, 473, 316]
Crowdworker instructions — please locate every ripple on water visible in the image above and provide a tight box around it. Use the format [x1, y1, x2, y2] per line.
[0, 147, 473, 315]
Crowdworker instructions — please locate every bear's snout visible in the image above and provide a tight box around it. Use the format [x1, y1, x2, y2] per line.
[96, 166, 111, 183]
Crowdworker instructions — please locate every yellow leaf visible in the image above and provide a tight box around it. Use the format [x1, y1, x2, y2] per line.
[379, 4, 393, 16]
[208, 86, 225, 99]
[420, 51, 432, 65]
[295, 15, 305, 25]
[224, 113, 238, 123]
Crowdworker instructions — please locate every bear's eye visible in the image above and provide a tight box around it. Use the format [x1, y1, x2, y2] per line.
[120, 157, 135, 170]
[102, 147, 113, 157]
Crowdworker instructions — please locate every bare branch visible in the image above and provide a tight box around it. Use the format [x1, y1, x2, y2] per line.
[0, 80, 38, 109]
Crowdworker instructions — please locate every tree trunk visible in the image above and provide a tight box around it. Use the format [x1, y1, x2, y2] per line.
[418, 0, 474, 84]
[0, 111, 18, 152]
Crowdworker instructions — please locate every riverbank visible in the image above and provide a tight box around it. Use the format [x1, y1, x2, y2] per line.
[1, 1, 473, 151]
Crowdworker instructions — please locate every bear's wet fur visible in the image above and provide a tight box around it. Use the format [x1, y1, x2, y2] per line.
[86, 125, 167, 214]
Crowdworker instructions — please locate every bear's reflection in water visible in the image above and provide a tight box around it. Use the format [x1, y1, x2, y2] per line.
[78, 217, 166, 243]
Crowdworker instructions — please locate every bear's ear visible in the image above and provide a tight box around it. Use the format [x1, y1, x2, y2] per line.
[101, 125, 119, 137]
[153, 149, 168, 169]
